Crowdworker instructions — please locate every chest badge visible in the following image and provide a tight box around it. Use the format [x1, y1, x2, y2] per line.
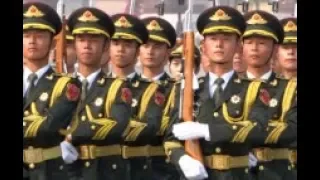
[39, 92, 49, 102]
[231, 95, 241, 104]
[131, 98, 138, 107]
[95, 97, 103, 107]
[269, 98, 278, 107]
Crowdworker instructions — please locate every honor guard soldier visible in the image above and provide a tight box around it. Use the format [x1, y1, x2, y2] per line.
[119, 17, 181, 180]
[241, 11, 297, 180]
[279, 17, 297, 179]
[169, 6, 273, 180]
[23, 2, 81, 180]
[109, 14, 179, 180]
[278, 18, 297, 79]
[62, 7, 132, 180]
[169, 43, 201, 81]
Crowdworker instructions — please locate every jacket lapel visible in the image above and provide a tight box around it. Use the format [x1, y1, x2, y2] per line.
[83, 72, 106, 106]
[23, 68, 55, 111]
[213, 73, 242, 111]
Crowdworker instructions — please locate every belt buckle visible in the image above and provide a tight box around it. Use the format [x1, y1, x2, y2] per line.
[289, 150, 297, 163]
[256, 148, 273, 162]
[212, 155, 230, 170]
[23, 147, 43, 164]
[80, 145, 96, 159]
[144, 145, 150, 157]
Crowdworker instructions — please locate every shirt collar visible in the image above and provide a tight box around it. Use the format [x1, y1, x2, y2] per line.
[77, 69, 101, 88]
[246, 70, 272, 81]
[23, 64, 51, 84]
[141, 72, 165, 81]
[209, 70, 234, 87]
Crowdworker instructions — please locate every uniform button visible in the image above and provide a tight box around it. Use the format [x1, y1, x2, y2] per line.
[23, 122, 26, 127]
[98, 113, 103, 118]
[24, 111, 30, 116]
[266, 127, 269, 131]
[259, 165, 264, 171]
[85, 161, 90, 167]
[165, 158, 170, 163]
[59, 165, 64, 170]
[253, 122, 257, 126]
[143, 165, 148, 170]
[29, 163, 35, 169]
[232, 125, 237, 130]
[112, 164, 117, 170]
[245, 168, 249, 173]
[215, 147, 221, 153]
[81, 116, 86, 121]
[235, 110, 240, 115]
[288, 166, 292, 170]
[213, 112, 219, 117]
[91, 125, 96, 130]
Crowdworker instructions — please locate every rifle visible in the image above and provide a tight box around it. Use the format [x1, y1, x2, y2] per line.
[180, 0, 203, 163]
[55, 0, 66, 73]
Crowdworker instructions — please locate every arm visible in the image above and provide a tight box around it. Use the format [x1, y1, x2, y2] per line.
[23, 77, 81, 138]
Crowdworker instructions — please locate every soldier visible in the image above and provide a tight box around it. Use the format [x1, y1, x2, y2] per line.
[278, 17, 297, 179]
[109, 13, 148, 80]
[169, 6, 273, 180]
[241, 11, 297, 180]
[63, 7, 132, 180]
[169, 43, 201, 81]
[23, 2, 81, 180]
[277, 18, 297, 79]
[233, 43, 247, 78]
[123, 17, 182, 180]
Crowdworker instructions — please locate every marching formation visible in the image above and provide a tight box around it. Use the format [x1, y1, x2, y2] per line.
[23, 1, 297, 180]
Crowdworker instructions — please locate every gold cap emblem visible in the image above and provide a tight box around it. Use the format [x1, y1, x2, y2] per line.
[78, 11, 99, 22]
[247, 13, 267, 25]
[147, 20, 163, 31]
[284, 21, 297, 32]
[115, 16, 133, 28]
[24, 5, 44, 18]
[210, 9, 231, 21]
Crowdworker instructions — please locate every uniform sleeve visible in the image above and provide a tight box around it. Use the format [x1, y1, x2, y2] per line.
[163, 83, 186, 166]
[37, 78, 82, 134]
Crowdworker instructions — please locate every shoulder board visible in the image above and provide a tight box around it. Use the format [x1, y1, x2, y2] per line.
[53, 73, 74, 77]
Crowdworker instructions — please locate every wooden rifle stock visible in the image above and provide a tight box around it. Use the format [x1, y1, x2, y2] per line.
[182, 31, 203, 163]
[55, 17, 66, 73]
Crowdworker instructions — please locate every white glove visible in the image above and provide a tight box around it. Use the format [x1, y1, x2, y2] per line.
[249, 152, 258, 168]
[173, 121, 210, 141]
[60, 141, 79, 164]
[179, 155, 208, 180]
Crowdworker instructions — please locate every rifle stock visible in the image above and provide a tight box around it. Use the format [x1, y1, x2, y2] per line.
[182, 31, 203, 163]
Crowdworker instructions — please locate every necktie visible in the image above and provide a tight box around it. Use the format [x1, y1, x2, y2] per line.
[25, 73, 38, 100]
[81, 79, 88, 101]
[212, 78, 224, 106]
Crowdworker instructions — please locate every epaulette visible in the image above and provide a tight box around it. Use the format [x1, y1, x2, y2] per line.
[54, 72, 74, 77]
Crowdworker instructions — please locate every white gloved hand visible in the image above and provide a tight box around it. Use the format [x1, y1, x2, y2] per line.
[249, 152, 258, 168]
[173, 121, 210, 141]
[178, 155, 208, 180]
[60, 141, 79, 164]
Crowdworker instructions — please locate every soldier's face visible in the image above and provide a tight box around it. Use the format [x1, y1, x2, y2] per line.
[23, 30, 53, 61]
[169, 58, 183, 80]
[110, 39, 138, 68]
[74, 34, 108, 66]
[233, 45, 247, 73]
[277, 44, 297, 72]
[66, 41, 76, 67]
[243, 36, 275, 68]
[203, 33, 239, 65]
[139, 40, 170, 69]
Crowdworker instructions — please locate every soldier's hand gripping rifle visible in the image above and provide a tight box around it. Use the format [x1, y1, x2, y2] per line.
[55, 0, 67, 73]
[179, 0, 203, 163]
